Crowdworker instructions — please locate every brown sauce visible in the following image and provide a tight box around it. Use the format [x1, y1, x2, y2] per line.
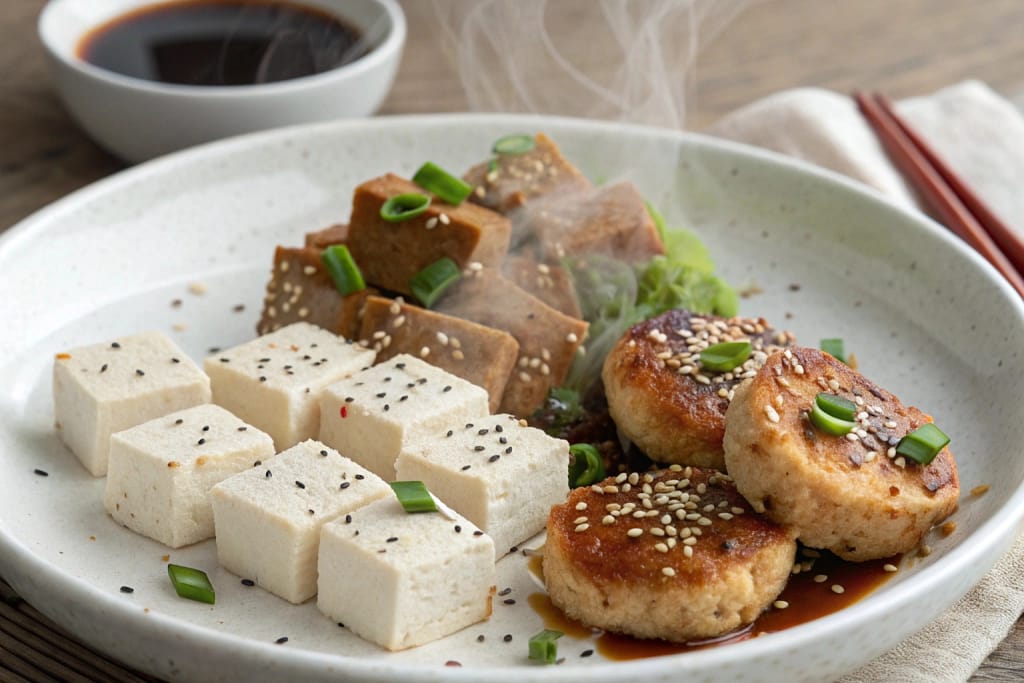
[77, 0, 367, 86]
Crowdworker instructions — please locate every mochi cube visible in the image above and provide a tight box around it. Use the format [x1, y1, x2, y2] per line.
[53, 331, 211, 476]
[210, 439, 389, 603]
[318, 354, 490, 480]
[318, 494, 495, 651]
[204, 322, 375, 451]
[103, 404, 274, 548]
[395, 414, 570, 555]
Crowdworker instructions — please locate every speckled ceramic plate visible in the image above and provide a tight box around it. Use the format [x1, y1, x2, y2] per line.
[1, 115, 1022, 683]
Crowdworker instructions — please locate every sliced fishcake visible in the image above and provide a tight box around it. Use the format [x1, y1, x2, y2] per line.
[602, 309, 795, 470]
[318, 494, 495, 651]
[544, 467, 796, 642]
[318, 354, 490, 480]
[204, 322, 375, 451]
[53, 331, 211, 476]
[723, 346, 960, 561]
[210, 439, 389, 603]
[104, 404, 274, 548]
[395, 414, 570, 556]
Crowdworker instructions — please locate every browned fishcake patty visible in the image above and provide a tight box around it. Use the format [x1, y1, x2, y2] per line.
[544, 467, 796, 642]
[723, 346, 959, 561]
[602, 309, 795, 469]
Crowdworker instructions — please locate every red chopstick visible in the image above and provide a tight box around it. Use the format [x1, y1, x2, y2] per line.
[854, 91, 1024, 298]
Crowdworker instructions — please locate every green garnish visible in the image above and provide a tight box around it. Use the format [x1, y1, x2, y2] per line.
[390, 481, 437, 513]
[699, 341, 752, 372]
[528, 628, 564, 664]
[896, 423, 950, 465]
[321, 245, 366, 296]
[409, 257, 461, 308]
[493, 134, 535, 155]
[167, 564, 215, 604]
[412, 162, 473, 205]
[815, 392, 857, 422]
[380, 193, 431, 222]
[568, 443, 605, 488]
[808, 393, 857, 436]
[821, 338, 847, 364]
[488, 158, 499, 173]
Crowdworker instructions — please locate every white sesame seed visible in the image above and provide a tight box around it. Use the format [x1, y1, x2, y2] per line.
[718, 512, 734, 521]
[573, 516, 588, 525]
[419, 346, 430, 358]
[827, 379, 840, 391]
[894, 456, 907, 468]
[765, 405, 780, 423]
[574, 523, 590, 533]
[452, 350, 465, 361]
[731, 507, 745, 515]
[603, 485, 619, 494]
[626, 528, 644, 538]
[602, 515, 615, 525]
[682, 546, 693, 558]
[518, 371, 531, 383]
[697, 517, 712, 526]
[654, 543, 669, 553]
[566, 332, 578, 344]
[883, 564, 899, 573]
[392, 315, 406, 328]
[682, 536, 697, 546]
[831, 584, 845, 594]
[661, 567, 676, 577]
[845, 432, 860, 442]
[887, 447, 897, 458]
[425, 217, 439, 229]
[439, 213, 450, 225]
[436, 331, 449, 346]
[297, 307, 309, 318]
[773, 600, 789, 609]
[650, 527, 665, 537]
[919, 544, 932, 557]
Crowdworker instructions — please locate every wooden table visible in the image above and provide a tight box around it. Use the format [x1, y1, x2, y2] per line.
[1, 0, 1022, 680]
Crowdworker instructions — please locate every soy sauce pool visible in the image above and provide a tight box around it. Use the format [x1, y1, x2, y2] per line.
[77, 0, 368, 86]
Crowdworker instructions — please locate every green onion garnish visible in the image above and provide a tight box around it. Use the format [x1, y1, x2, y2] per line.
[390, 481, 437, 513]
[568, 443, 605, 488]
[488, 158, 499, 173]
[528, 628, 563, 664]
[896, 423, 950, 465]
[699, 341, 752, 372]
[821, 338, 847, 364]
[380, 193, 431, 222]
[493, 134, 535, 155]
[167, 564, 215, 604]
[412, 162, 473, 205]
[815, 392, 857, 422]
[809, 402, 856, 436]
[409, 257, 461, 308]
[321, 244, 365, 296]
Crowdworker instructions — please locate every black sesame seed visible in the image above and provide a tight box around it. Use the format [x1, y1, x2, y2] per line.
[303, 355, 312, 360]
[354, 474, 365, 480]
[499, 436, 508, 445]
[171, 299, 182, 308]
[399, 395, 408, 402]
[238, 426, 248, 431]
[354, 530, 359, 536]
[478, 429, 489, 435]
[474, 446, 485, 452]
[253, 460, 262, 467]
[295, 480, 305, 489]
[33, 469, 48, 477]
[208, 347, 221, 354]
[120, 585, 134, 594]
[284, 365, 293, 370]
[345, 514, 352, 524]
[455, 525, 462, 533]
[311, 343, 318, 348]
[320, 449, 329, 457]
[202, 425, 210, 432]
[308, 509, 315, 515]
[135, 369, 145, 376]
[503, 634, 513, 643]
[233, 304, 245, 312]
[257, 365, 264, 370]
[509, 545, 518, 553]
[407, 382, 416, 388]
[345, 396, 355, 403]
[383, 376, 392, 382]
[446, 430, 454, 437]
[384, 404, 390, 412]
[111, 342, 121, 349]
[396, 362, 406, 369]
[376, 392, 386, 398]
[505, 446, 512, 454]
[241, 579, 255, 586]
[100, 363, 108, 373]
[495, 425, 503, 433]
[581, 649, 594, 658]
[338, 622, 345, 628]
[503, 599, 515, 605]
[465, 423, 474, 429]
[488, 455, 501, 463]
[219, 358, 230, 363]
[443, 385, 452, 393]
[259, 358, 271, 363]
[498, 587, 512, 596]
[386, 537, 398, 543]
[461, 465, 471, 471]
[312, 362, 321, 367]
[197, 438, 205, 445]
[174, 418, 183, 425]
[259, 376, 267, 382]
[473, 530, 483, 536]
[275, 637, 288, 645]
[340, 482, 351, 490]
[265, 470, 273, 478]
[417, 378, 427, 384]
[378, 549, 387, 554]
[477, 634, 485, 643]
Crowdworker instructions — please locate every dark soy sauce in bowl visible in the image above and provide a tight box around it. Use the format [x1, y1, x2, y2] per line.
[77, 0, 369, 86]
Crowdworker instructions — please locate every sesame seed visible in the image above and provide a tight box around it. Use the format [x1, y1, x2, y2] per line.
[574, 523, 590, 533]
[773, 600, 789, 609]
[883, 564, 899, 573]
[682, 545, 694, 558]
[241, 579, 255, 586]
[275, 637, 288, 645]
[764, 405, 780, 423]
[918, 544, 933, 557]
[295, 481, 306, 489]
[661, 567, 676, 577]
[120, 585, 134, 594]
[814, 574, 828, 583]
[831, 584, 845, 594]
[626, 528, 644, 538]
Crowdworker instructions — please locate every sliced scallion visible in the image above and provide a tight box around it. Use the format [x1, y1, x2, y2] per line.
[167, 564, 215, 604]
[409, 257, 461, 308]
[896, 423, 949, 465]
[809, 402, 856, 436]
[493, 134, 535, 155]
[568, 443, 605, 488]
[321, 245, 365, 296]
[821, 338, 847, 364]
[815, 392, 857, 422]
[699, 340, 752, 372]
[390, 481, 437, 513]
[380, 193, 431, 222]
[412, 162, 473, 205]
[528, 628, 563, 664]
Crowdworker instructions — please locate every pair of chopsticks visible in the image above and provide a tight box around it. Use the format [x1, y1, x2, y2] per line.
[854, 92, 1024, 298]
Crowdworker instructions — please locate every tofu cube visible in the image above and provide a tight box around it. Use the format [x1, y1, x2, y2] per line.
[317, 495, 495, 651]
[103, 404, 274, 548]
[318, 354, 490, 480]
[204, 322, 375, 450]
[210, 440, 389, 603]
[53, 331, 211, 476]
[396, 414, 570, 555]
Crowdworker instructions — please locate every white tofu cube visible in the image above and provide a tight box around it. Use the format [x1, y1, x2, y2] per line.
[210, 439, 389, 604]
[317, 494, 495, 651]
[103, 403, 274, 548]
[204, 322, 375, 450]
[53, 331, 211, 476]
[319, 354, 490, 480]
[395, 414, 570, 555]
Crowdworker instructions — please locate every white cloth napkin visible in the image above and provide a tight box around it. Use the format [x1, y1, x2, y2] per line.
[708, 81, 1024, 682]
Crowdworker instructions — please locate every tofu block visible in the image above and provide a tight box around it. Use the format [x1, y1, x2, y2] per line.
[53, 331, 211, 476]
[210, 439, 389, 603]
[396, 414, 569, 555]
[317, 495, 495, 651]
[103, 404, 274, 548]
[205, 322, 375, 450]
[357, 295, 519, 412]
[318, 354, 489, 480]
[346, 174, 511, 296]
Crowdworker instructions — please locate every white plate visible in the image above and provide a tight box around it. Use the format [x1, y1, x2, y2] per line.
[1, 115, 1023, 683]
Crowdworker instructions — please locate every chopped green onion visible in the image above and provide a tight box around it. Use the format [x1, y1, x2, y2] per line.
[321, 245, 365, 296]
[412, 162, 473, 205]
[815, 392, 857, 422]
[528, 628, 563, 664]
[808, 401, 856, 436]
[380, 193, 431, 222]
[167, 564, 215, 604]
[493, 134, 534, 155]
[821, 338, 847, 364]
[409, 257, 461, 308]
[488, 158, 499, 173]
[568, 443, 605, 488]
[699, 340, 752, 372]
[390, 481, 437, 513]
[896, 423, 950, 465]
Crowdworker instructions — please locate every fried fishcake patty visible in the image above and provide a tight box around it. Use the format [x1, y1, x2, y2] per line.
[602, 309, 795, 469]
[723, 347, 959, 561]
[544, 467, 796, 642]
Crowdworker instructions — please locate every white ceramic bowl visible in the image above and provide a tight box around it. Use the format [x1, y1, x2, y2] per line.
[38, 0, 406, 163]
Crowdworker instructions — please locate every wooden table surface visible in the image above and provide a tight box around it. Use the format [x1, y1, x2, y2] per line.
[1, 0, 1022, 680]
